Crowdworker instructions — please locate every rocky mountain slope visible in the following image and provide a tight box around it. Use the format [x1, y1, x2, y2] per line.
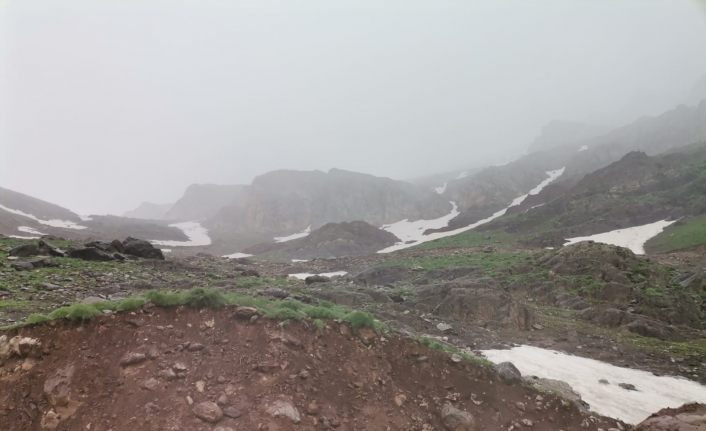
[122, 202, 173, 220]
[527, 120, 609, 153]
[434, 100, 706, 234]
[244, 220, 400, 261]
[481, 142, 706, 248]
[164, 184, 249, 222]
[205, 169, 450, 252]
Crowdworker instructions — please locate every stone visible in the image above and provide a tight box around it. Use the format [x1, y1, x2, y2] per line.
[619, 383, 638, 391]
[11, 261, 35, 271]
[141, 378, 160, 391]
[437, 322, 453, 333]
[233, 307, 258, 320]
[440, 403, 477, 431]
[122, 237, 165, 259]
[192, 401, 223, 423]
[495, 362, 522, 383]
[305, 275, 330, 285]
[266, 399, 301, 424]
[9, 243, 40, 257]
[43, 365, 75, 407]
[68, 247, 115, 261]
[223, 406, 243, 419]
[120, 352, 147, 367]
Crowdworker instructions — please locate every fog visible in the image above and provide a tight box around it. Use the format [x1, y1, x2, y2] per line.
[1, 0, 705, 215]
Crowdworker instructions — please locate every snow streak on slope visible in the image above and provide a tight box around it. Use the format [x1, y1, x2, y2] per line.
[482, 345, 706, 424]
[274, 226, 311, 243]
[8, 226, 47, 239]
[434, 182, 448, 194]
[0, 204, 87, 230]
[223, 252, 253, 259]
[564, 219, 677, 255]
[151, 222, 212, 247]
[378, 168, 565, 253]
[288, 271, 348, 280]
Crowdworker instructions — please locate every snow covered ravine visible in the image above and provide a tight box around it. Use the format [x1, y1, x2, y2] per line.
[564, 219, 677, 255]
[482, 345, 706, 424]
[288, 271, 348, 280]
[0, 204, 87, 230]
[274, 226, 311, 243]
[378, 168, 565, 253]
[150, 222, 212, 247]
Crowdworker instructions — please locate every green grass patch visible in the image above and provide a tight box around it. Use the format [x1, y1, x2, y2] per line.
[418, 336, 493, 367]
[645, 215, 706, 253]
[184, 288, 228, 309]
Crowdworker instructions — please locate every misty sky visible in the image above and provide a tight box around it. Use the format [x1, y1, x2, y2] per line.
[2, 0, 706, 215]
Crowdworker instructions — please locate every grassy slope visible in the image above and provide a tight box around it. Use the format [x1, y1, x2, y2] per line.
[645, 215, 706, 253]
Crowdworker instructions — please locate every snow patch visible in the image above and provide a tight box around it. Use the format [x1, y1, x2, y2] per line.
[564, 219, 676, 255]
[0, 204, 87, 230]
[274, 226, 311, 243]
[151, 222, 212, 247]
[291, 259, 309, 263]
[378, 168, 565, 253]
[161, 248, 172, 253]
[455, 171, 468, 180]
[223, 252, 253, 259]
[434, 182, 448, 194]
[288, 271, 348, 280]
[578, 145, 589, 152]
[482, 345, 706, 424]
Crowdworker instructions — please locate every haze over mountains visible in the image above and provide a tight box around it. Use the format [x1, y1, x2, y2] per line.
[2, 96, 706, 259]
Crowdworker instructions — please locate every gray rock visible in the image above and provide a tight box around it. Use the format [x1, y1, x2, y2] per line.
[192, 401, 223, 423]
[266, 399, 301, 424]
[495, 362, 522, 383]
[440, 402, 477, 431]
[119, 352, 147, 367]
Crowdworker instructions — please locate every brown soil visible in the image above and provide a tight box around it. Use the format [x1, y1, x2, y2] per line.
[0, 307, 625, 431]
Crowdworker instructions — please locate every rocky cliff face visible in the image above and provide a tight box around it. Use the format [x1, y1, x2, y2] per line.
[206, 169, 450, 250]
[165, 184, 248, 222]
[122, 202, 173, 220]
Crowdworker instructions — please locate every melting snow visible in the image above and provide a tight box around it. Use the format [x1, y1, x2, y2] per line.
[456, 171, 469, 180]
[378, 168, 565, 253]
[434, 182, 448, 194]
[288, 271, 348, 280]
[482, 345, 706, 424]
[151, 222, 212, 247]
[564, 219, 676, 255]
[291, 259, 309, 263]
[9, 226, 46, 239]
[578, 145, 589, 152]
[274, 226, 311, 243]
[0, 204, 87, 230]
[223, 252, 253, 259]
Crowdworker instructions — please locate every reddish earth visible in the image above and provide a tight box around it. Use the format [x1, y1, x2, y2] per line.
[1, 307, 627, 431]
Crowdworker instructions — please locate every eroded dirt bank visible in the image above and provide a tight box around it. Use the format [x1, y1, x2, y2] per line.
[0, 307, 625, 431]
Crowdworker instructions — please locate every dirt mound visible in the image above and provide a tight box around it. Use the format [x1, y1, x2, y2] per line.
[0, 307, 624, 431]
[635, 403, 706, 430]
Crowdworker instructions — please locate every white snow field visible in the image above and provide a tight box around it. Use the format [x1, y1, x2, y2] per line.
[151, 221, 212, 247]
[482, 345, 706, 424]
[274, 226, 311, 243]
[0, 204, 87, 230]
[288, 271, 348, 280]
[578, 145, 589, 152]
[223, 252, 253, 259]
[564, 219, 677, 255]
[378, 168, 565, 253]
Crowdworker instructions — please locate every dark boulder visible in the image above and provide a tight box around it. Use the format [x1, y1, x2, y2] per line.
[122, 237, 164, 260]
[11, 261, 35, 271]
[9, 244, 40, 257]
[68, 247, 115, 262]
[495, 362, 522, 383]
[305, 275, 330, 285]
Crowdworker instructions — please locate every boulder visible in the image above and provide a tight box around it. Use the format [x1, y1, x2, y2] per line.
[354, 265, 412, 286]
[523, 376, 589, 411]
[192, 401, 223, 423]
[305, 275, 330, 285]
[494, 362, 522, 383]
[122, 237, 164, 259]
[440, 403, 477, 431]
[68, 247, 115, 261]
[9, 243, 40, 257]
[266, 400, 301, 424]
[11, 261, 35, 271]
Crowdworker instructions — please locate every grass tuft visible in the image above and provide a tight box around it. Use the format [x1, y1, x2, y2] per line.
[183, 288, 227, 309]
[144, 290, 185, 307]
[345, 311, 377, 330]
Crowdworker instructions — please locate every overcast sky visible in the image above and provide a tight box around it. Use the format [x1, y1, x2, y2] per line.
[2, 0, 706, 215]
